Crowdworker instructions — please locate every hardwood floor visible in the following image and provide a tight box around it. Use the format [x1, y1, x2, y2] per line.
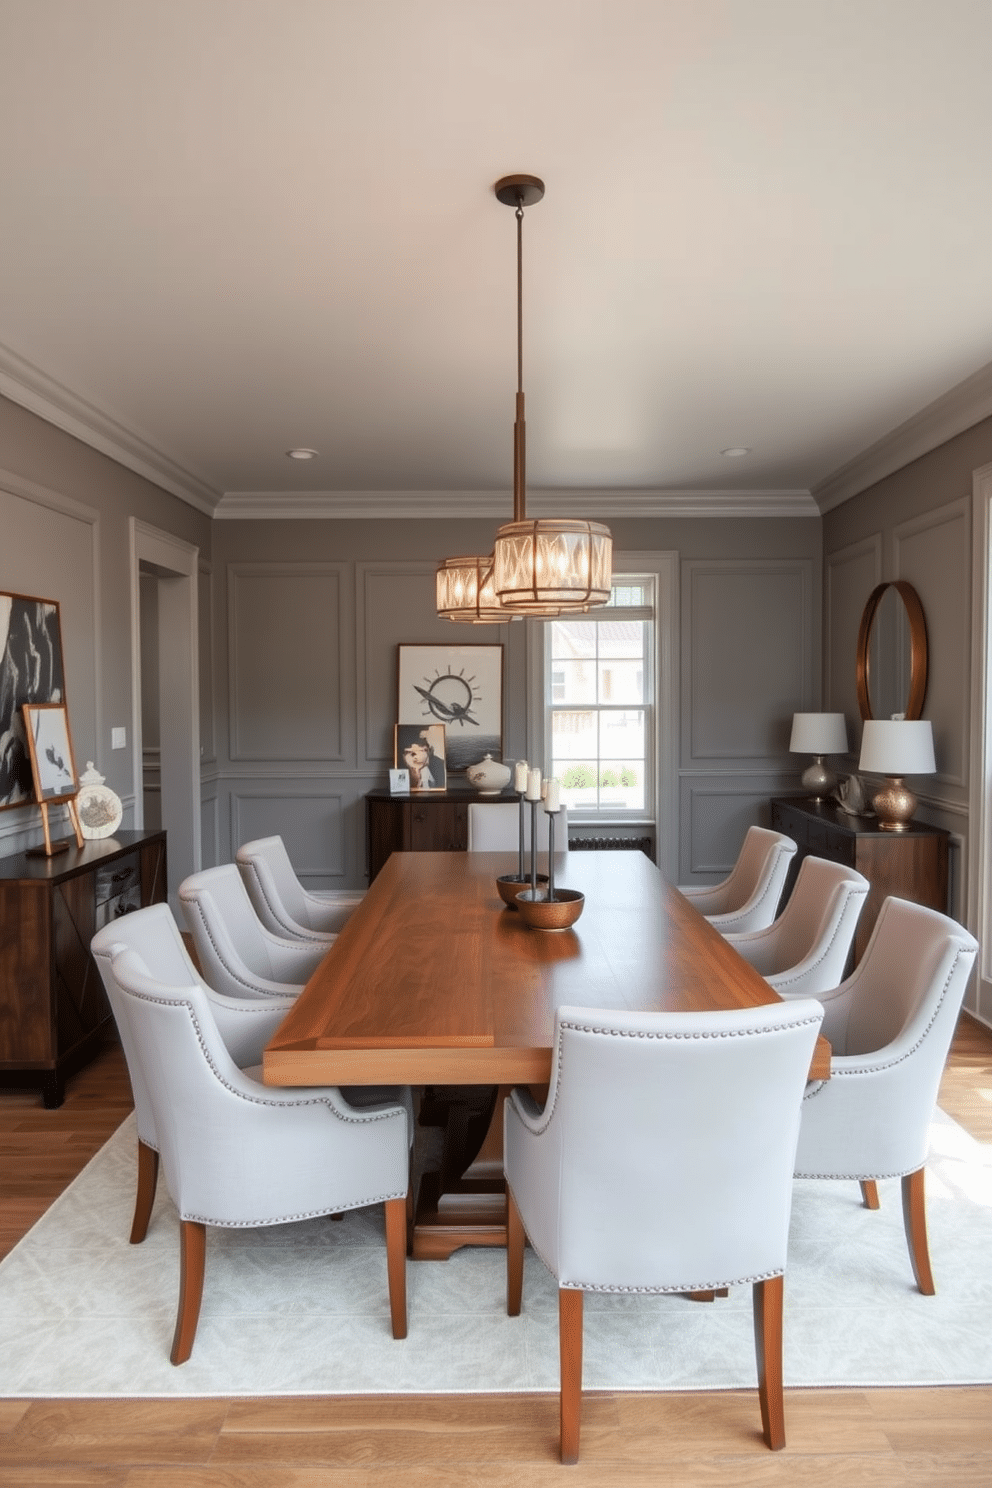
[1, 1015, 991, 1485]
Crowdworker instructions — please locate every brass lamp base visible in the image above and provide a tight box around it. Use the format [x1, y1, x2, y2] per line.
[872, 777, 918, 831]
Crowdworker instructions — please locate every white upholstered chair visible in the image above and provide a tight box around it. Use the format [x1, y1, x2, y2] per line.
[678, 825, 797, 934]
[467, 801, 569, 852]
[92, 926, 411, 1364]
[794, 897, 978, 1292]
[236, 834, 364, 943]
[179, 863, 327, 1001]
[92, 903, 296, 1244]
[505, 999, 825, 1462]
[723, 855, 870, 997]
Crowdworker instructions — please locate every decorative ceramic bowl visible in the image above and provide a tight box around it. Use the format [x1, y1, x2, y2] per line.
[515, 888, 585, 930]
[466, 754, 512, 795]
[497, 873, 548, 908]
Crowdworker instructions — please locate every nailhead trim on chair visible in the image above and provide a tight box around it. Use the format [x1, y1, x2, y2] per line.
[711, 842, 792, 931]
[771, 885, 869, 990]
[243, 861, 329, 943]
[181, 1189, 408, 1228]
[512, 1011, 817, 1291]
[124, 982, 405, 1123]
[795, 943, 973, 1178]
[179, 894, 289, 997]
[801, 943, 971, 1092]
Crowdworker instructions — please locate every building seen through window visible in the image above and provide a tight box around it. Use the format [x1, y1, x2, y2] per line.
[545, 580, 653, 816]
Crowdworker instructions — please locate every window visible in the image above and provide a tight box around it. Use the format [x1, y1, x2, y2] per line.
[544, 579, 655, 818]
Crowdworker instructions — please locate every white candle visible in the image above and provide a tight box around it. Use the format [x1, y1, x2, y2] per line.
[545, 779, 560, 813]
[514, 760, 529, 793]
[540, 779, 548, 800]
[526, 767, 542, 801]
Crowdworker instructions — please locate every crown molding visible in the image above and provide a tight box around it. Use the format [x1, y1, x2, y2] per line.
[814, 358, 992, 514]
[0, 342, 221, 515]
[215, 486, 819, 521]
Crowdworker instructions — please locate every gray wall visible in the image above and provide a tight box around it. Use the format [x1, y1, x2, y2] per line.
[0, 394, 211, 872]
[209, 515, 821, 889]
[823, 411, 992, 1017]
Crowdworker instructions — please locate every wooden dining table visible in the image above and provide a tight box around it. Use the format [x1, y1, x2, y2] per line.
[264, 849, 829, 1257]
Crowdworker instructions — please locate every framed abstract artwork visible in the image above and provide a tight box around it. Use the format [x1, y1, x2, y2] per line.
[397, 644, 503, 774]
[0, 593, 68, 810]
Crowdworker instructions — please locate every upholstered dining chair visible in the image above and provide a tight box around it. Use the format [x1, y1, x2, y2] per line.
[723, 855, 870, 997]
[505, 999, 825, 1463]
[236, 834, 364, 943]
[92, 902, 296, 1245]
[793, 896, 978, 1293]
[678, 825, 797, 934]
[92, 928, 412, 1364]
[467, 801, 569, 852]
[179, 863, 327, 1001]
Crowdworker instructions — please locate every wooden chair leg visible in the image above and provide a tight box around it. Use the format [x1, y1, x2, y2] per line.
[506, 1185, 524, 1317]
[171, 1220, 206, 1366]
[559, 1288, 584, 1465]
[901, 1166, 935, 1295]
[129, 1140, 159, 1244]
[860, 1179, 880, 1210]
[384, 1196, 408, 1339]
[752, 1275, 785, 1450]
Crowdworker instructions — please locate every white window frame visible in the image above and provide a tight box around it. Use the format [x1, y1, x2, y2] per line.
[543, 578, 656, 823]
[526, 551, 679, 882]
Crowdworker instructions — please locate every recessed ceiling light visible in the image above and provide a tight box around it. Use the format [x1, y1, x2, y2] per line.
[720, 446, 751, 457]
[286, 447, 319, 460]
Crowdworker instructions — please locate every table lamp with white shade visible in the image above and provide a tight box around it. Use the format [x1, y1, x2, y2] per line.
[790, 712, 849, 799]
[859, 719, 936, 830]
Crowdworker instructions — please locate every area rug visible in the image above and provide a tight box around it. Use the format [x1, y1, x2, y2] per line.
[0, 1111, 989, 1397]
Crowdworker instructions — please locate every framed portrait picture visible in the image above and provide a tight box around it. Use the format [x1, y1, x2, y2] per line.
[394, 724, 447, 792]
[1, 593, 68, 810]
[397, 644, 503, 774]
[22, 703, 79, 804]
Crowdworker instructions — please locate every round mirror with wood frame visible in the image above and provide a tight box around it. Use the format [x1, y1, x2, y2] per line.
[856, 580, 928, 721]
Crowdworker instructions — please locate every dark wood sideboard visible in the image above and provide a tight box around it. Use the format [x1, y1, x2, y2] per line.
[366, 789, 523, 882]
[770, 797, 949, 963]
[0, 829, 167, 1106]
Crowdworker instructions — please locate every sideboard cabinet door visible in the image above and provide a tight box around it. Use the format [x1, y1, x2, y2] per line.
[770, 798, 948, 963]
[0, 830, 167, 1106]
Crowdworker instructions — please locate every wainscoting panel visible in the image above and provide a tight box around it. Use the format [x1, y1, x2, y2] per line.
[199, 789, 220, 872]
[682, 560, 813, 765]
[896, 498, 971, 791]
[825, 535, 882, 726]
[679, 775, 799, 883]
[228, 563, 351, 763]
[229, 787, 351, 886]
[198, 559, 216, 767]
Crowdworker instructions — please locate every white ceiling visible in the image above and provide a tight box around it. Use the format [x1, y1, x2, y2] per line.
[1, 0, 991, 518]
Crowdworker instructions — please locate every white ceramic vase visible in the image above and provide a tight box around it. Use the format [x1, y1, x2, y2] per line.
[466, 754, 512, 795]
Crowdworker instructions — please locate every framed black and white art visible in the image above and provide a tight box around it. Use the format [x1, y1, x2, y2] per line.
[397, 644, 503, 774]
[0, 593, 68, 810]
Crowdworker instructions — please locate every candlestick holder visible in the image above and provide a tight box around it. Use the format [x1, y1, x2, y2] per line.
[496, 789, 548, 908]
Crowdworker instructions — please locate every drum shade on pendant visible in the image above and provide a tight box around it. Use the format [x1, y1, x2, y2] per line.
[436, 175, 612, 621]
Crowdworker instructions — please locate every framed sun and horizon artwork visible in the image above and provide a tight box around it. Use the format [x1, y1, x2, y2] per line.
[397, 644, 503, 774]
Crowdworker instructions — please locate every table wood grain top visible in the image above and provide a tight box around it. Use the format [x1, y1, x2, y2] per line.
[264, 851, 830, 1086]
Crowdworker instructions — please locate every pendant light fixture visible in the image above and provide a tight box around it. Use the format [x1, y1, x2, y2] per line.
[436, 174, 612, 621]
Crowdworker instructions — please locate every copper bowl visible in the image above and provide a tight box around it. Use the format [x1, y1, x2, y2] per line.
[515, 888, 585, 931]
[497, 873, 548, 909]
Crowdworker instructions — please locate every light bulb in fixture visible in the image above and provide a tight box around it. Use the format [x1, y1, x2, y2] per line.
[286, 448, 319, 460]
[720, 447, 751, 458]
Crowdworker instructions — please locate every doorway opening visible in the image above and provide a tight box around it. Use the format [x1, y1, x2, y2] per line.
[129, 521, 200, 913]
